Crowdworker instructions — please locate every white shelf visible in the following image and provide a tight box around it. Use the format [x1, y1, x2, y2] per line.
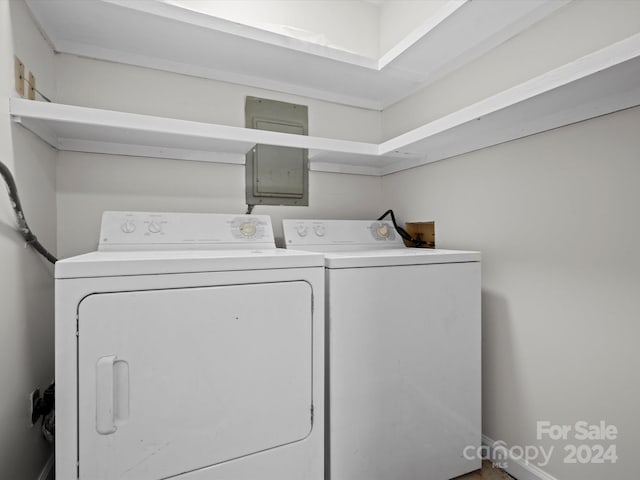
[10, 34, 640, 176]
[378, 33, 640, 174]
[24, 0, 567, 110]
[9, 99, 392, 175]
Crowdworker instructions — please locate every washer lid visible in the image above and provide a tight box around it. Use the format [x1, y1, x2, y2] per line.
[323, 248, 480, 269]
[55, 248, 324, 279]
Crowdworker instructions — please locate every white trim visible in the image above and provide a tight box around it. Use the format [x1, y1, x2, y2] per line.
[57, 139, 247, 165]
[309, 162, 382, 176]
[482, 435, 559, 480]
[37, 454, 54, 480]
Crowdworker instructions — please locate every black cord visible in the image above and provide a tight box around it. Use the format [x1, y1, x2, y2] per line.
[377, 209, 426, 247]
[0, 161, 57, 264]
[246, 204, 255, 215]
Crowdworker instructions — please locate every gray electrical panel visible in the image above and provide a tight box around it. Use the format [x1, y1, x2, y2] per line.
[245, 97, 309, 207]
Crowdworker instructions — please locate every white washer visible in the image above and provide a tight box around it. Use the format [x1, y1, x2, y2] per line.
[283, 219, 481, 480]
[56, 212, 324, 480]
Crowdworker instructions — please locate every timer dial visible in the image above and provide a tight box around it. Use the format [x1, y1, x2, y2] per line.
[370, 222, 395, 240]
[239, 222, 257, 237]
[120, 220, 136, 234]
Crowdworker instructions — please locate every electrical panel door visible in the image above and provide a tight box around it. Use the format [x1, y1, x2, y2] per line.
[245, 96, 309, 206]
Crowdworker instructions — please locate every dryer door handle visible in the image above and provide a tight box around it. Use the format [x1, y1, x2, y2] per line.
[96, 355, 130, 435]
[96, 355, 119, 435]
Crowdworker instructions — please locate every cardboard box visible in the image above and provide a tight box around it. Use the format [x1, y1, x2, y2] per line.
[404, 222, 435, 248]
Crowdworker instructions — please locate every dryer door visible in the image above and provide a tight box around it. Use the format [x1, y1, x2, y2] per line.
[77, 281, 313, 480]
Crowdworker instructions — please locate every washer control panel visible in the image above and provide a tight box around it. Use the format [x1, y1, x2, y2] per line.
[283, 219, 405, 250]
[99, 212, 275, 251]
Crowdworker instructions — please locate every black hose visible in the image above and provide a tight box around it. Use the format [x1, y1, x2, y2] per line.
[377, 209, 426, 247]
[0, 161, 57, 264]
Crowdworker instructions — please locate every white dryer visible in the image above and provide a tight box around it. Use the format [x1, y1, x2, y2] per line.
[55, 212, 324, 480]
[283, 219, 481, 480]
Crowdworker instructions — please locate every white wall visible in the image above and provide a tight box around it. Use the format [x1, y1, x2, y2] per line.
[56, 153, 383, 257]
[0, 1, 57, 478]
[382, 106, 640, 480]
[381, 4, 640, 478]
[54, 55, 384, 257]
[8, 2, 640, 480]
[378, 0, 447, 56]
[165, 0, 380, 57]
[55, 54, 382, 143]
[169, 0, 456, 60]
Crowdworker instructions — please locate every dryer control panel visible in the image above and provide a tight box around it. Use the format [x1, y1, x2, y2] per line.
[283, 219, 405, 251]
[99, 211, 275, 251]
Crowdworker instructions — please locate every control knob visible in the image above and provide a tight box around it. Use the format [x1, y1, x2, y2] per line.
[371, 222, 395, 240]
[239, 222, 257, 237]
[147, 221, 162, 234]
[121, 220, 136, 234]
[376, 223, 390, 239]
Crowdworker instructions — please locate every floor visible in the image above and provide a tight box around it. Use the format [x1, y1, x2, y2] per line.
[453, 460, 515, 479]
